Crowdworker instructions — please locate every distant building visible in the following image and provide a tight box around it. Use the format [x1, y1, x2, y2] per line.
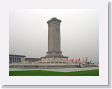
[9, 54, 41, 64]
[9, 54, 25, 64]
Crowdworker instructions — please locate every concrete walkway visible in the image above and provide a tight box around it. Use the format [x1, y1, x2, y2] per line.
[9, 67, 99, 72]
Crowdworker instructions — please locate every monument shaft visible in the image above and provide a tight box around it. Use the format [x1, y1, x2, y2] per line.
[48, 19, 61, 52]
[46, 17, 63, 57]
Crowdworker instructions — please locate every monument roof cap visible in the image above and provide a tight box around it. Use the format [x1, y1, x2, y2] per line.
[47, 17, 61, 24]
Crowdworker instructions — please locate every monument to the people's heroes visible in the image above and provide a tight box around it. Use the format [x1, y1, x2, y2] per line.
[41, 17, 68, 62]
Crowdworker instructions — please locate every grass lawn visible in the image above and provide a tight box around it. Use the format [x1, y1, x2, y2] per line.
[9, 69, 99, 76]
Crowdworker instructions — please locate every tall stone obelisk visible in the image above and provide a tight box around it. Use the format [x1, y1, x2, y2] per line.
[45, 17, 67, 58]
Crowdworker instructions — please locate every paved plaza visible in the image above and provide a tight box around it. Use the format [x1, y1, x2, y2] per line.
[9, 67, 98, 72]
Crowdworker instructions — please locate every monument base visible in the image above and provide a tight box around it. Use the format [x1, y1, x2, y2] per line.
[45, 51, 68, 58]
[40, 57, 68, 65]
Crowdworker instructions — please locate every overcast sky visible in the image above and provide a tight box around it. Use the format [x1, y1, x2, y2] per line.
[9, 9, 99, 63]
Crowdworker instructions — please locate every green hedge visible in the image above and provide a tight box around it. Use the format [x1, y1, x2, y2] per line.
[9, 69, 99, 76]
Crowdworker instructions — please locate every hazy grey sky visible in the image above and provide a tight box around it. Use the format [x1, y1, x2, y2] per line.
[9, 9, 99, 63]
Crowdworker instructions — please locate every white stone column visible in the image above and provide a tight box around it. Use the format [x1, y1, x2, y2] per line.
[46, 17, 63, 57]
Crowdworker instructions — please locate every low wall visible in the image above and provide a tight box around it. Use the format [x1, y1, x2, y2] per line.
[9, 64, 81, 68]
[9, 63, 98, 69]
